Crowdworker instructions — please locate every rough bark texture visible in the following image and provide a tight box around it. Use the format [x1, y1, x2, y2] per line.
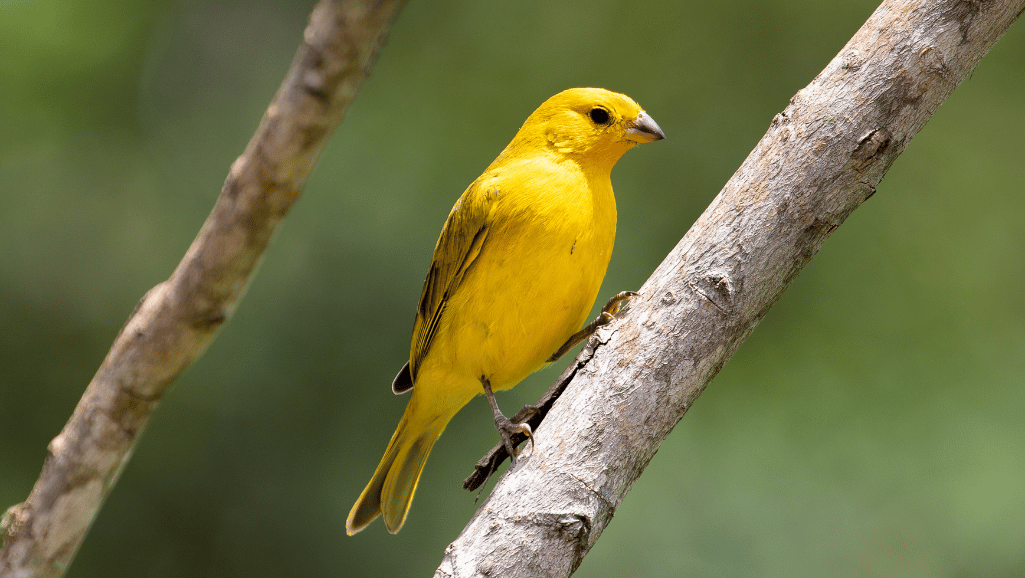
[0, 1, 406, 577]
[436, 0, 1024, 576]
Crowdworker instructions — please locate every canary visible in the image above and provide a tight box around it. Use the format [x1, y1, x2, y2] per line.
[346, 87, 664, 535]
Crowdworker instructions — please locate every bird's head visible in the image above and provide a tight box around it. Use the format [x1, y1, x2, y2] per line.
[510, 87, 665, 169]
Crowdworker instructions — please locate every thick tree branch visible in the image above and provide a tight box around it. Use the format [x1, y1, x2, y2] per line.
[0, 1, 406, 576]
[438, 0, 1024, 576]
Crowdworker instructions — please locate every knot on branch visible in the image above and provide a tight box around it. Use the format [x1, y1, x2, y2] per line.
[522, 512, 593, 560]
[851, 127, 893, 171]
[689, 270, 737, 314]
[1, 503, 28, 543]
[543, 512, 593, 571]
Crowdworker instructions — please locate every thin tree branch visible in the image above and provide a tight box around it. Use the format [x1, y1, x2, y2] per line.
[0, 1, 407, 576]
[438, 0, 1025, 576]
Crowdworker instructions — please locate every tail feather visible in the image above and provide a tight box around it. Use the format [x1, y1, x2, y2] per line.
[346, 402, 446, 535]
[381, 433, 436, 532]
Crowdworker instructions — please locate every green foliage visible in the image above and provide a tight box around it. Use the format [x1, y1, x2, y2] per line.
[1, 0, 1023, 576]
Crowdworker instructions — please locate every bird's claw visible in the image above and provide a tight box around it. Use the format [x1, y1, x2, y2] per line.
[494, 415, 532, 464]
[602, 290, 640, 317]
[545, 291, 641, 363]
[592, 291, 640, 330]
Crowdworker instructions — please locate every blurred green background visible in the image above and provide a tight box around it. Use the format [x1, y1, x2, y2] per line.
[2, 0, 1023, 576]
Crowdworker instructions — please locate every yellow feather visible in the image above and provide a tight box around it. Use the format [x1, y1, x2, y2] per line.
[346, 87, 664, 535]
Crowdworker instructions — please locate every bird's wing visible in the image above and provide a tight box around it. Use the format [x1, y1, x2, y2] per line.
[407, 181, 493, 385]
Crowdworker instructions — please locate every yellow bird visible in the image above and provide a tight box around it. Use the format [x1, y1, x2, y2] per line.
[346, 87, 664, 535]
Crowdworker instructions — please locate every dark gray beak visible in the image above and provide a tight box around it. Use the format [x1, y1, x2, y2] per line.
[626, 110, 666, 143]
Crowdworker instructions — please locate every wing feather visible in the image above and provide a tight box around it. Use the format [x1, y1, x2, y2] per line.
[406, 182, 493, 385]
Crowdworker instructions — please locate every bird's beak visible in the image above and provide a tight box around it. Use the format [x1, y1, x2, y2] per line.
[625, 111, 666, 143]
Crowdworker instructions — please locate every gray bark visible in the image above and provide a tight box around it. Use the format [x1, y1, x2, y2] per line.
[436, 0, 1025, 576]
[0, 1, 407, 576]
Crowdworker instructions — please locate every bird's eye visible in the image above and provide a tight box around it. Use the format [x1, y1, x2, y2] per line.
[588, 107, 612, 126]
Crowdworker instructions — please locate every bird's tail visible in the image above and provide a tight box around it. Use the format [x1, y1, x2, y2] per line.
[346, 395, 451, 535]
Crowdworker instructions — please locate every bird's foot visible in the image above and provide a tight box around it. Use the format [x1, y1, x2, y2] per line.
[480, 375, 533, 464]
[547, 291, 641, 362]
[492, 413, 533, 464]
[602, 290, 640, 317]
